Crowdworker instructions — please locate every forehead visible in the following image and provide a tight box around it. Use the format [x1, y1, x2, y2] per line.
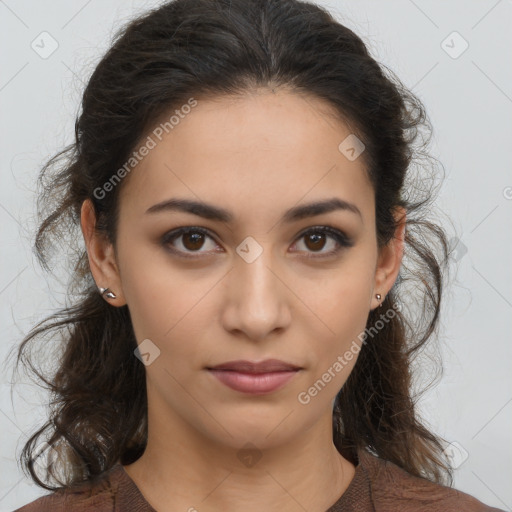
[118, 89, 374, 228]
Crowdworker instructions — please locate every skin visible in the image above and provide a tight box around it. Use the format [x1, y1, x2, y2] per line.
[81, 88, 405, 512]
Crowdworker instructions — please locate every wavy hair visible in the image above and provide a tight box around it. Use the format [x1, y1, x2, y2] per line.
[9, 0, 454, 491]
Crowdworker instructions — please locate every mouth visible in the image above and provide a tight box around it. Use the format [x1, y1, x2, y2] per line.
[206, 359, 302, 394]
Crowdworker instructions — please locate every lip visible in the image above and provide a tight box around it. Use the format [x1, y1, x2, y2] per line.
[207, 359, 302, 373]
[208, 369, 300, 394]
[206, 359, 302, 395]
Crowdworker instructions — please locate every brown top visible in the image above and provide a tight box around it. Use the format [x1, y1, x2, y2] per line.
[14, 448, 505, 512]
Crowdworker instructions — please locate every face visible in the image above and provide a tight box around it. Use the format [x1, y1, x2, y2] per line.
[82, 88, 404, 452]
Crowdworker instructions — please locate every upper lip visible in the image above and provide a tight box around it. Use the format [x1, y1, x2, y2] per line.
[207, 359, 302, 373]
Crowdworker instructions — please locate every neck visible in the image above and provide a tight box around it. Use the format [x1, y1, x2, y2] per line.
[123, 400, 356, 512]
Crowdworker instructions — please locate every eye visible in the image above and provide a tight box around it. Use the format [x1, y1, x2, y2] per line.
[162, 227, 221, 258]
[291, 226, 354, 258]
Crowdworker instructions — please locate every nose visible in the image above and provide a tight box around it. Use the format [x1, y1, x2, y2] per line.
[220, 246, 292, 343]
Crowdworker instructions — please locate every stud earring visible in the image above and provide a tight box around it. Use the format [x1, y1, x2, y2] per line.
[99, 287, 117, 299]
[376, 293, 383, 307]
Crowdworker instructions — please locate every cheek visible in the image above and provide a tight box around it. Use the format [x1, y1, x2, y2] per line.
[303, 258, 373, 334]
[118, 243, 219, 371]
[301, 256, 373, 380]
[301, 312, 367, 410]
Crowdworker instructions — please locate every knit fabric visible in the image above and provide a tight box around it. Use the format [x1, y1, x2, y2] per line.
[15, 448, 505, 511]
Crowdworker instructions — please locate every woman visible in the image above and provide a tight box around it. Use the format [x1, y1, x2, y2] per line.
[13, 0, 505, 510]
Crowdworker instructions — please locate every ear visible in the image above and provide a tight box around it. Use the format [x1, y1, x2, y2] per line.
[371, 206, 406, 310]
[80, 199, 126, 306]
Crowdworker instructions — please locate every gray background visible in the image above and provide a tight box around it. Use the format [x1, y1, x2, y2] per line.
[1, 0, 511, 510]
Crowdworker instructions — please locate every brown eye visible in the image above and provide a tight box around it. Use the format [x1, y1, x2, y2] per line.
[303, 231, 327, 252]
[292, 226, 354, 258]
[162, 227, 221, 258]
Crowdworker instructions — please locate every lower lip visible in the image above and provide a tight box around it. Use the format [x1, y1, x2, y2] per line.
[207, 369, 299, 394]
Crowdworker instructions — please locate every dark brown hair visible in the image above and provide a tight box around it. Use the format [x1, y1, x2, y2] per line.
[9, 0, 454, 491]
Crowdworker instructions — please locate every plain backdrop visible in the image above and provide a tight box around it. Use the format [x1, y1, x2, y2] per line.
[1, 1, 511, 510]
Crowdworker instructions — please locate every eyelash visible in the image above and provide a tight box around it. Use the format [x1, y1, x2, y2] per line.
[161, 225, 354, 260]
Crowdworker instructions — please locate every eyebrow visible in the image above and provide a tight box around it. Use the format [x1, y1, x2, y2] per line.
[145, 197, 362, 223]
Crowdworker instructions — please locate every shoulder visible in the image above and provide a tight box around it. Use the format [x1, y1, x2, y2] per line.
[13, 464, 123, 512]
[358, 449, 505, 512]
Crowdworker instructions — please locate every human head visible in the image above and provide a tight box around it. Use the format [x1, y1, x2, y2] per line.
[17, 0, 450, 490]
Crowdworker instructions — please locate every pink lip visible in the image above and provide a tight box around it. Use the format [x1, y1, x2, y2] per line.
[208, 369, 299, 394]
[207, 359, 301, 373]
